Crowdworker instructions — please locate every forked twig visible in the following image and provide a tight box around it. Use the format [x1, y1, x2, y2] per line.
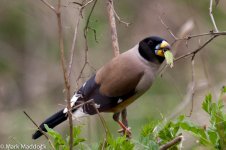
[209, 0, 219, 32]
[23, 111, 55, 150]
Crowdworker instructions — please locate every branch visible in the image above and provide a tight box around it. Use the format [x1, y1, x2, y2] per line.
[187, 54, 196, 117]
[176, 31, 226, 40]
[113, 7, 130, 27]
[56, 1, 73, 149]
[23, 111, 55, 150]
[40, 0, 74, 149]
[159, 136, 183, 150]
[40, 0, 57, 13]
[81, 0, 95, 10]
[209, 0, 219, 32]
[159, 16, 178, 41]
[91, 102, 111, 137]
[107, 0, 120, 57]
[174, 35, 218, 62]
[76, 0, 97, 87]
[68, 14, 80, 79]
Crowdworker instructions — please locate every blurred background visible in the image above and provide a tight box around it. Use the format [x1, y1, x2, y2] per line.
[0, 0, 226, 149]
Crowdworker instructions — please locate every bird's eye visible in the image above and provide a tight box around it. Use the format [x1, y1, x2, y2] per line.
[162, 49, 167, 52]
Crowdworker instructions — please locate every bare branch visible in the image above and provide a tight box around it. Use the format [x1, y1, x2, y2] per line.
[113, 8, 130, 27]
[159, 16, 178, 41]
[81, 0, 95, 9]
[91, 102, 111, 137]
[107, 0, 120, 57]
[23, 111, 55, 150]
[177, 31, 226, 40]
[175, 35, 218, 62]
[72, 2, 83, 6]
[76, 0, 97, 86]
[84, 0, 98, 37]
[56, 0, 74, 149]
[209, 0, 219, 32]
[187, 54, 196, 117]
[40, 0, 57, 13]
[68, 15, 80, 79]
[40, 0, 75, 148]
[160, 136, 183, 150]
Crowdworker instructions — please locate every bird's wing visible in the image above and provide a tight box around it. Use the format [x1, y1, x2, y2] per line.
[95, 51, 145, 97]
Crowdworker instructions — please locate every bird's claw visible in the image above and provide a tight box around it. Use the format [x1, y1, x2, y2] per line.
[117, 127, 132, 138]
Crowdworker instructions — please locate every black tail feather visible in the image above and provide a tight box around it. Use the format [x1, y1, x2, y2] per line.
[32, 109, 68, 139]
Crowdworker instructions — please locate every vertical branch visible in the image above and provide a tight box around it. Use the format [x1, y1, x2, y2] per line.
[39, 2, 73, 147]
[68, 16, 80, 79]
[76, 0, 97, 86]
[209, 0, 219, 32]
[187, 54, 196, 117]
[106, 0, 120, 57]
[56, 0, 73, 149]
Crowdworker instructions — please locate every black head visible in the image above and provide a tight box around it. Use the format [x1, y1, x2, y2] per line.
[138, 36, 171, 64]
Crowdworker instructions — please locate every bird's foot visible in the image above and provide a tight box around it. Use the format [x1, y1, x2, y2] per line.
[117, 127, 132, 138]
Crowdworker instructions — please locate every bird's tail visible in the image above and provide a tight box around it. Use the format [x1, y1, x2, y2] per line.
[32, 109, 67, 139]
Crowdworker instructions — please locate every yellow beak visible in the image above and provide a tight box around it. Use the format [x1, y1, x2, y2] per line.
[155, 41, 171, 57]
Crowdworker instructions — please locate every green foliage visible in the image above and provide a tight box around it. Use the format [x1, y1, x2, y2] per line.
[201, 90, 226, 149]
[139, 119, 181, 150]
[103, 136, 134, 150]
[44, 124, 85, 150]
[43, 89, 226, 150]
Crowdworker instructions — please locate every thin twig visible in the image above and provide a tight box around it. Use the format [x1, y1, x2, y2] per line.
[91, 102, 111, 137]
[88, 26, 98, 42]
[23, 111, 55, 150]
[113, 8, 130, 27]
[72, 99, 94, 110]
[74, 0, 95, 17]
[68, 14, 80, 79]
[209, 0, 219, 32]
[159, 16, 178, 41]
[101, 138, 107, 150]
[187, 54, 196, 117]
[159, 136, 183, 150]
[174, 35, 218, 62]
[107, 0, 120, 57]
[84, 0, 98, 38]
[72, 1, 83, 6]
[81, 0, 95, 9]
[40, 0, 57, 13]
[76, 0, 98, 86]
[176, 31, 226, 40]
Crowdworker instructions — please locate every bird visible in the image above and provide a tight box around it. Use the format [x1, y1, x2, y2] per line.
[32, 36, 171, 139]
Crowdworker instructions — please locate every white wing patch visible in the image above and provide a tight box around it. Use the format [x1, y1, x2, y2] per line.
[63, 93, 81, 113]
[117, 98, 123, 104]
[94, 103, 100, 108]
[82, 82, 87, 87]
[72, 107, 88, 119]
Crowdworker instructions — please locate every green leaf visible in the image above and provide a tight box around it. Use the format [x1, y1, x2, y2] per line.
[44, 124, 66, 149]
[164, 51, 174, 68]
[207, 128, 219, 145]
[202, 94, 212, 114]
[105, 136, 134, 150]
[140, 121, 159, 138]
